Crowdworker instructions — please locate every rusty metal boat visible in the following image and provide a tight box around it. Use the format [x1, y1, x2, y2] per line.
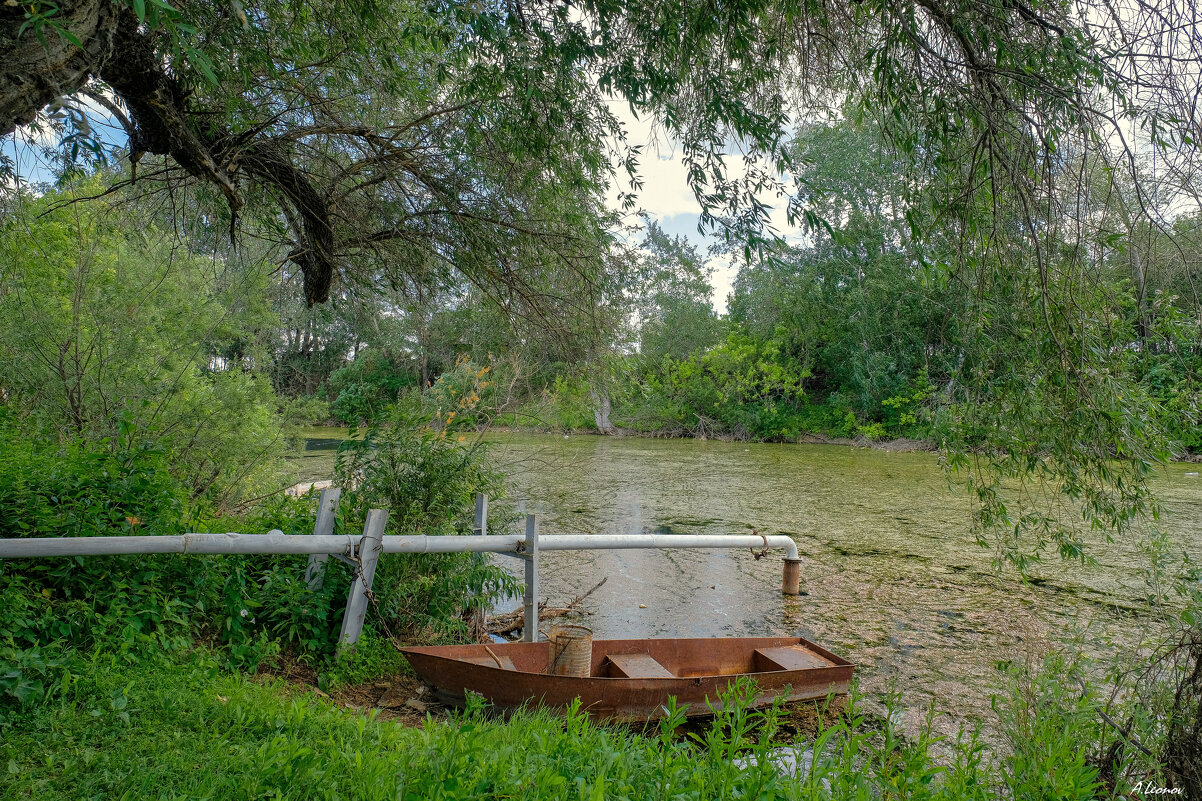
[400, 636, 853, 721]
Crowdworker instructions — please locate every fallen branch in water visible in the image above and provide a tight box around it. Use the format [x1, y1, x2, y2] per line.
[487, 577, 608, 637]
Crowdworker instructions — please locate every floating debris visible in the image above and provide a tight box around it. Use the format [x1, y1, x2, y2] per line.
[487, 578, 608, 637]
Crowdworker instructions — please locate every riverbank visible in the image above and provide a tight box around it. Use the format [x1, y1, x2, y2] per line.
[301, 419, 1202, 463]
[484, 423, 1202, 459]
[431, 423, 939, 451]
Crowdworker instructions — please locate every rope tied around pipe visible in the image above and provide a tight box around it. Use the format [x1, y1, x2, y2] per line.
[750, 530, 769, 560]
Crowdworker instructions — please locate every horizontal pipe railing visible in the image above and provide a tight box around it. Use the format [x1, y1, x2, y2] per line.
[0, 531, 360, 558]
[0, 532, 798, 561]
[0, 490, 806, 648]
[537, 534, 800, 561]
[381, 534, 525, 554]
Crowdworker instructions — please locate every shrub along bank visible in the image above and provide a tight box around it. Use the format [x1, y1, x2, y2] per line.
[0, 405, 512, 699]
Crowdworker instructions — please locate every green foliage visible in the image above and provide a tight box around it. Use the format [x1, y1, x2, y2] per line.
[936, 267, 1168, 568]
[0, 428, 362, 680]
[335, 404, 517, 640]
[0, 647, 1140, 801]
[422, 357, 497, 434]
[321, 629, 410, 691]
[0, 427, 185, 542]
[0, 645, 67, 707]
[881, 370, 934, 428]
[209, 554, 350, 671]
[326, 350, 418, 426]
[621, 329, 814, 440]
[0, 182, 292, 508]
[542, 374, 602, 432]
[285, 394, 331, 427]
[0, 426, 201, 664]
[634, 219, 723, 363]
[992, 656, 1106, 799]
[338, 408, 495, 536]
[1132, 290, 1202, 453]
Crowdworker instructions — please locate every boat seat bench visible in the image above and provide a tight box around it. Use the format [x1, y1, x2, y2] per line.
[605, 652, 675, 678]
[754, 646, 834, 672]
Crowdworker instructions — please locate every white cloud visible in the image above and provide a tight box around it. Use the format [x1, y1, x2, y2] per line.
[605, 104, 701, 220]
[605, 100, 804, 315]
[709, 251, 739, 315]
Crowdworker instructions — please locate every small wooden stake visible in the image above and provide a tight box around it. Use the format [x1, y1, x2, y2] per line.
[523, 514, 539, 643]
[305, 488, 342, 590]
[338, 509, 388, 650]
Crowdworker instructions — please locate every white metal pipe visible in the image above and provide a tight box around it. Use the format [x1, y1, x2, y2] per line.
[380, 533, 797, 559]
[536, 534, 800, 561]
[0, 532, 798, 560]
[380, 534, 524, 554]
[0, 532, 358, 558]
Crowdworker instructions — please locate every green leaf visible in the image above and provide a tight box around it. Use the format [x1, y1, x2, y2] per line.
[186, 47, 219, 84]
[9, 677, 44, 705]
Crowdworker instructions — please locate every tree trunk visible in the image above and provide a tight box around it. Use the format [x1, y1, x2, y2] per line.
[0, 1, 117, 136]
[589, 381, 615, 435]
[1131, 238, 1151, 344]
[3, 3, 335, 306]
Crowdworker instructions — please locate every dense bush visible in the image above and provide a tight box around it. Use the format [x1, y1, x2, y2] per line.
[335, 403, 517, 640]
[0, 427, 185, 542]
[0, 425, 358, 695]
[325, 351, 418, 425]
[0, 387, 520, 711]
[0, 183, 295, 508]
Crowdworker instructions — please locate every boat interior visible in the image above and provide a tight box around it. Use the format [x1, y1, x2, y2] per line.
[453, 636, 844, 679]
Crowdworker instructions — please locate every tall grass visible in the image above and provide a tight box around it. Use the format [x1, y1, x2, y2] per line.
[0, 646, 1164, 801]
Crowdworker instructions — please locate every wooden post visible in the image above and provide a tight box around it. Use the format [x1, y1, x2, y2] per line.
[305, 488, 342, 590]
[338, 509, 388, 650]
[523, 513, 539, 642]
[474, 493, 488, 536]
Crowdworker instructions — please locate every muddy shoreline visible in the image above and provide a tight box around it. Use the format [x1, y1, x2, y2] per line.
[479, 425, 938, 453]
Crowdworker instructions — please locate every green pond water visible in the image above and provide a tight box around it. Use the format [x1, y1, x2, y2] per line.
[292, 429, 1202, 733]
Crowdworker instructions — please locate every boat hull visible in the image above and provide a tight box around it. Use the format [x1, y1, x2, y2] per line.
[401, 636, 853, 721]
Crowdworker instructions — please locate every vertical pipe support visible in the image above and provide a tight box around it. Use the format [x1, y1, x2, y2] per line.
[782, 557, 802, 596]
[305, 488, 342, 590]
[523, 514, 539, 642]
[339, 509, 388, 650]
[474, 493, 488, 536]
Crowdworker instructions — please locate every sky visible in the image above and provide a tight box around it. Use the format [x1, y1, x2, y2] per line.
[602, 102, 802, 316]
